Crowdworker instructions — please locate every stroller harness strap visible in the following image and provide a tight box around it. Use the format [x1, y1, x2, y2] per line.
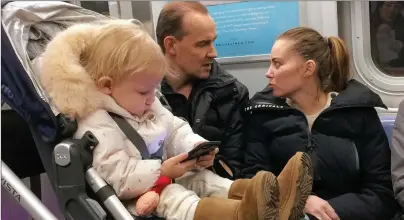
[108, 112, 163, 160]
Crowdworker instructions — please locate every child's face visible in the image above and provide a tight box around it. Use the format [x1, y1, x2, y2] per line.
[101, 71, 163, 117]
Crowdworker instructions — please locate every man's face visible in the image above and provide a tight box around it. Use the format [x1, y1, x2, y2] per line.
[172, 12, 217, 80]
[379, 1, 402, 23]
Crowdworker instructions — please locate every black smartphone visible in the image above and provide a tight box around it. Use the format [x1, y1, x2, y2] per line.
[182, 141, 221, 162]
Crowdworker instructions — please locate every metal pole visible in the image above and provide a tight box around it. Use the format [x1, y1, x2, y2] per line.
[85, 168, 133, 220]
[1, 161, 58, 220]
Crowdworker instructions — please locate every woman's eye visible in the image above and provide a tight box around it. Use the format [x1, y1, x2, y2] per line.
[272, 61, 280, 67]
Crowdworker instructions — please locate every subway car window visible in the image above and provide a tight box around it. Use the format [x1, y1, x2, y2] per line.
[80, 1, 110, 16]
[130, 1, 154, 37]
[369, 1, 404, 77]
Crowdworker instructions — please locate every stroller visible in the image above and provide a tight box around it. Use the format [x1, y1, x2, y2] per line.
[1, 1, 165, 220]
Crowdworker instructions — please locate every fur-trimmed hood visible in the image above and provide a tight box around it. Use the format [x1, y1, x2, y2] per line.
[39, 19, 146, 120]
[39, 23, 104, 120]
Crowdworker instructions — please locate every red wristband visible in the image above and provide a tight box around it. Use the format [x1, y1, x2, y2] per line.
[149, 176, 172, 195]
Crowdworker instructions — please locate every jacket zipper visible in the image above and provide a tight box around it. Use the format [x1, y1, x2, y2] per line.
[289, 109, 314, 160]
[190, 80, 236, 132]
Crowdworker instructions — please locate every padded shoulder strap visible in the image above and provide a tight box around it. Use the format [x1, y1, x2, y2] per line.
[108, 112, 151, 159]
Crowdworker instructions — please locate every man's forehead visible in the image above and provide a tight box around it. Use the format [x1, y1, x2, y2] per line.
[182, 12, 216, 39]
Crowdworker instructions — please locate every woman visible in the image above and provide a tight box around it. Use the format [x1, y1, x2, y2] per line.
[370, 1, 404, 68]
[242, 27, 397, 220]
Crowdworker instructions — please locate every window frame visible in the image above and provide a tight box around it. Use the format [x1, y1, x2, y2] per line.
[119, 1, 156, 39]
[118, 1, 134, 19]
[350, 1, 404, 94]
[72, 1, 120, 18]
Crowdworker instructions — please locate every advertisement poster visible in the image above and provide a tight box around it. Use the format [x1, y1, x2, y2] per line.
[205, 1, 300, 58]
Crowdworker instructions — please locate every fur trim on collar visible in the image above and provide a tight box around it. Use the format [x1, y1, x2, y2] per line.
[40, 23, 104, 120]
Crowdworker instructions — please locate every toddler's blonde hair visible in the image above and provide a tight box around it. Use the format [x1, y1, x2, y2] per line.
[82, 20, 167, 82]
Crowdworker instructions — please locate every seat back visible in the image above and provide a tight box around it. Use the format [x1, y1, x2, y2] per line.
[380, 114, 397, 147]
[1, 109, 45, 178]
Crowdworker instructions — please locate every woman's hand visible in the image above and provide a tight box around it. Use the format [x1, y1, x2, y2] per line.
[196, 148, 219, 168]
[304, 195, 340, 220]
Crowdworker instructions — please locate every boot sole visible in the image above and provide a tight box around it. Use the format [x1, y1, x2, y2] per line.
[289, 153, 313, 220]
[256, 172, 280, 220]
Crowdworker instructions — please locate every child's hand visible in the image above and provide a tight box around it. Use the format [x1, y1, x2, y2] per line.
[196, 148, 219, 168]
[161, 152, 197, 179]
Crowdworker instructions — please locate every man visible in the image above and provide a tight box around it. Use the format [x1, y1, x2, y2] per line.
[392, 99, 404, 213]
[156, 1, 249, 179]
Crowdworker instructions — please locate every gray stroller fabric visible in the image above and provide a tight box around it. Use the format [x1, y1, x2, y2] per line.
[2, 1, 110, 61]
[1, 1, 111, 104]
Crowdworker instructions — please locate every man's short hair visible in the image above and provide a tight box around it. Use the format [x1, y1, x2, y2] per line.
[156, 1, 209, 53]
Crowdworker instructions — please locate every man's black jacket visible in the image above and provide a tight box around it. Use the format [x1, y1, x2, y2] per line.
[160, 60, 249, 179]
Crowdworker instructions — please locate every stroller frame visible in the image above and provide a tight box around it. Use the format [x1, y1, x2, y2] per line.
[51, 129, 134, 220]
[1, 3, 160, 217]
[1, 161, 58, 220]
[1, 117, 136, 220]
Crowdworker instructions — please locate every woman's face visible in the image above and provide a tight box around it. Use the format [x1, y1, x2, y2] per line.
[266, 39, 309, 97]
[379, 2, 402, 23]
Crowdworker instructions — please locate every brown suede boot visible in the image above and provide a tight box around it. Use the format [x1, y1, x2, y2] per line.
[277, 152, 313, 220]
[228, 153, 312, 220]
[228, 179, 250, 200]
[194, 171, 280, 220]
